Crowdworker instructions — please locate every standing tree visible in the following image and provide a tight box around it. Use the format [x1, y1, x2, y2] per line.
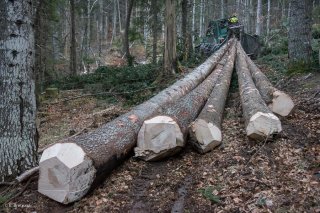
[288, 0, 312, 65]
[181, 0, 188, 60]
[151, 0, 159, 64]
[123, 0, 134, 66]
[255, 0, 262, 36]
[164, 0, 177, 76]
[70, 0, 77, 75]
[0, 0, 38, 181]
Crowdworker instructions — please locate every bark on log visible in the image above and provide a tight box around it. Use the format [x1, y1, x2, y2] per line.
[135, 43, 236, 161]
[189, 44, 236, 153]
[38, 40, 234, 204]
[235, 42, 282, 140]
[240, 46, 294, 116]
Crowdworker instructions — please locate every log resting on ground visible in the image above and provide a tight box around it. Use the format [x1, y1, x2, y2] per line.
[135, 43, 235, 161]
[240, 46, 294, 116]
[38, 40, 235, 204]
[189, 44, 236, 153]
[235, 42, 282, 140]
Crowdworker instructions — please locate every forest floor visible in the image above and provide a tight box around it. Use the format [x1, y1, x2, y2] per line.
[1, 59, 320, 213]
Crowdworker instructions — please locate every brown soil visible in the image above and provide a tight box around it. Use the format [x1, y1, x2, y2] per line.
[1, 64, 319, 213]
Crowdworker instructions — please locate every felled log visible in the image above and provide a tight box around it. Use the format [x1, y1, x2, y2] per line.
[235, 42, 282, 140]
[135, 43, 235, 161]
[189, 44, 236, 153]
[38, 39, 234, 204]
[241, 46, 294, 116]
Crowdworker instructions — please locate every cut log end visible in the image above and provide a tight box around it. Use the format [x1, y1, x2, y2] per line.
[189, 119, 222, 154]
[38, 143, 96, 204]
[246, 112, 282, 140]
[269, 90, 295, 116]
[134, 116, 184, 161]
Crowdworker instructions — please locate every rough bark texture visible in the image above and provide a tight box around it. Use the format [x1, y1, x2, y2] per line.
[241, 46, 294, 116]
[0, 0, 38, 182]
[164, 0, 177, 75]
[38, 40, 233, 203]
[189, 44, 236, 153]
[288, 0, 312, 63]
[236, 42, 282, 140]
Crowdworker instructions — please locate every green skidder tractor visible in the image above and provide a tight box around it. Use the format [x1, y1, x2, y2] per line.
[196, 18, 260, 58]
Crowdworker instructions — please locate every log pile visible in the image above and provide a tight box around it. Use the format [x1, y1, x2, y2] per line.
[38, 39, 291, 204]
[235, 42, 282, 140]
[38, 40, 234, 204]
[135, 44, 234, 160]
[240, 46, 294, 116]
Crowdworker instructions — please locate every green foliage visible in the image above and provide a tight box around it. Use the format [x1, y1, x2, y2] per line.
[51, 64, 161, 105]
[198, 186, 221, 204]
[312, 24, 320, 39]
[82, 56, 96, 65]
[262, 29, 288, 55]
[129, 27, 144, 43]
[313, 6, 320, 24]
[287, 60, 312, 75]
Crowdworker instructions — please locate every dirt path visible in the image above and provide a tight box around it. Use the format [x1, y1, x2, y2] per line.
[1, 69, 319, 213]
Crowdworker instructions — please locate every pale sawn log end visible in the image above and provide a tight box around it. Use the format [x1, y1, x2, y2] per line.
[38, 143, 96, 204]
[246, 112, 282, 141]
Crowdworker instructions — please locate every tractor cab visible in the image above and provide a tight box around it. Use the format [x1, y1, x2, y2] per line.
[196, 18, 260, 58]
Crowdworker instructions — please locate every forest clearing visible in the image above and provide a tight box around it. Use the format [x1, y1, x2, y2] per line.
[0, 0, 320, 212]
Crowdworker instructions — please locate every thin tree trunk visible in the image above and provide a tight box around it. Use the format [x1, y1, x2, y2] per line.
[70, 0, 77, 75]
[117, 0, 122, 32]
[151, 0, 158, 64]
[86, 0, 91, 57]
[164, 0, 177, 75]
[192, 0, 195, 48]
[199, 0, 203, 37]
[0, 0, 38, 181]
[123, 0, 134, 66]
[255, 0, 262, 36]
[266, 0, 271, 40]
[111, 0, 117, 46]
[221, 0, 225, 19]
[181, 0, 188, 60]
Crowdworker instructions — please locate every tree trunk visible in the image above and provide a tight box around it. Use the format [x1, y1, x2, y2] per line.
[135, 42, 234, 161]
[255, 0, 262, 36]
[192, 0, 195, 49]
[70, 0, 77, 75]
[181, 0, 188, 61]
[266, 0, 271, 40]
[0, 0, 38, 182]
[236, 42, 282, 140]
[38, 40, 232, 204]
[288, 0, 312, 64]
[242, 49, 294, 116]
[164, 0, 177, 76]
[123, 0, 134, 66]
[189, 43, 236, 153]
[220, 0, 225, 19]
[86, 0, 91, 57]
[151, 0, 158, 64]
[199, 0, 203, 37]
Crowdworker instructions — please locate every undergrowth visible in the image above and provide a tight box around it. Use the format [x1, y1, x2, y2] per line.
[51, 64, 162, 106]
